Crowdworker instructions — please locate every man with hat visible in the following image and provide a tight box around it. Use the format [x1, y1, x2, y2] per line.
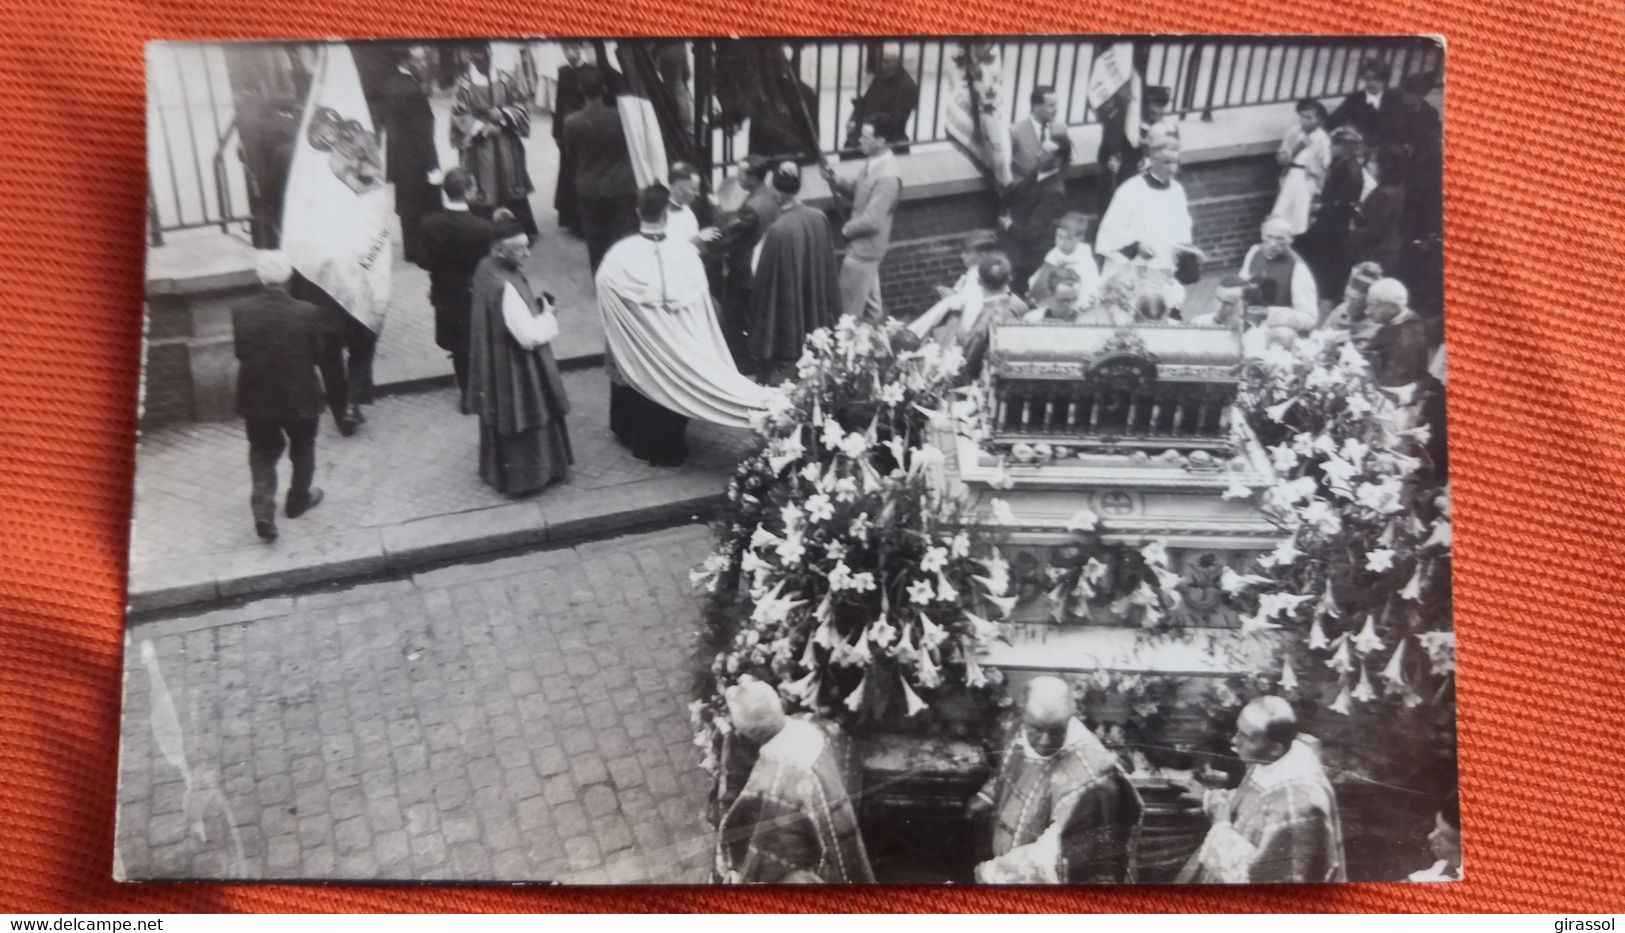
[749, 162, 842, 384]
[1327, 57, 1401, 150]
[464, 209, 572, 497]
[713, 679, 875, 884]
[232, 251, 328, 543]
[966, 676, 1145, 884]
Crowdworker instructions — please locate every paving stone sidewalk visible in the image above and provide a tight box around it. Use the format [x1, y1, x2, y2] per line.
[117, 524, 720, 884]
[128, 373, 757, 612]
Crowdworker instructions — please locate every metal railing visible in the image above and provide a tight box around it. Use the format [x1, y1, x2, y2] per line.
[145, 37, 1442, 245]
[710, 35, 1442, 169]
[147, 43, 253, 245]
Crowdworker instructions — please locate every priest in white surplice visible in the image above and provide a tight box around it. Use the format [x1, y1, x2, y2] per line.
[1095, 139, 1201, 290]
[597, 184, 773, 467]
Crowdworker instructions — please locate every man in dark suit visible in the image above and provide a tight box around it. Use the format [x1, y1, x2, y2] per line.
[232, 251, 327, 542]
[416, 167, 494, 404]
[1002, 134, 1072, 296]
[1326, 58, 1402, 150]
[551, 41, 590, 234]
[377, 46, 440, 265]
[560, 64, 639, 272]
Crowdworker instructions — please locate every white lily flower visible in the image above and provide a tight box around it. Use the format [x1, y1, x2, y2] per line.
[1351, 666, 1377, 702]
[1365, 549, 1396, 573]
[805, 494, 834, 524]
[1423, 520, 1452, 550]
[1352, 615, 1385, 654]
[1260, 539, 1302, 568]
[914, 648, 943, 689]
[1308, 620, 1330, 651]
[1325, 639, 1353, 674]
[1400, 564, 1426, 601]
[782, 669, 820, 705]
[844, 672, 868, 712]
[1328, 683, 1353, 715]
[899, 676, 929, 716]
[840, 432, 869, 460]
[964, 652, 987, 688]
[1416, 631, 1456, 675]
[919, 613, 949, 649]
[1269, 444, 1300, 473]
[1381, 638, 1409, 687]
[906, 578, 936, 605]
[1264, 397, 1298, 423]
[963, 612, 1001, 642]
[921, 547, 949, 574]
[821, 416, 845, 451]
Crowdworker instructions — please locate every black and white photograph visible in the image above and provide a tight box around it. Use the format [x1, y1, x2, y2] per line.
[123, 34, 1455, 886]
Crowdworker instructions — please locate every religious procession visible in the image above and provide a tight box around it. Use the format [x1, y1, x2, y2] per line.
[131, 35, 1454, 886]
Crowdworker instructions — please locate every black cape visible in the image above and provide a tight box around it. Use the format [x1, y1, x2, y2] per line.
[465, 256, 572, 494]
[749, 202, 841, 366]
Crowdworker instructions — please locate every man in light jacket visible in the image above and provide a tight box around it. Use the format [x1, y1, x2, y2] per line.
[822, 114, 903, 323]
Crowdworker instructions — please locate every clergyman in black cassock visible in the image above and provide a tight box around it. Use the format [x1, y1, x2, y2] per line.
[465, 210, 573, 496]
[749, 162, 841, 384]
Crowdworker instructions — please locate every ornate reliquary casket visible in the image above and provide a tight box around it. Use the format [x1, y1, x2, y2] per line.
[932, 322, 1290, 684]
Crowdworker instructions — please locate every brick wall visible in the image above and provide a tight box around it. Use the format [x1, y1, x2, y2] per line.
[866, 154, 1281, 317]
[141, 340, 194, 425]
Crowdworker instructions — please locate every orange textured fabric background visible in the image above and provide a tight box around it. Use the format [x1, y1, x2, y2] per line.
[3, 0, 1624, 914]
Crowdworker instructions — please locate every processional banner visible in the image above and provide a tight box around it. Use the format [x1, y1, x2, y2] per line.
[281, 44, 393, 333]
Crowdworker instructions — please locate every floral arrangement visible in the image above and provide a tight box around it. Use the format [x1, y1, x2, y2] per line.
[689, 318, 1018, 771]
[1221, 330, 1455, 784]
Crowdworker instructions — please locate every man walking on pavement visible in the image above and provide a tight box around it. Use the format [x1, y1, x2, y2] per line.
[416, 167, 494, 407]
[232, 251, 327, 542]
[561, 64, 639, 273]
[821, 113, 903, 323]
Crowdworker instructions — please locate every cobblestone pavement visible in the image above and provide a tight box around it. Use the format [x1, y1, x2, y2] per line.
[117, 524, 721, 884]
[128, 373, 757, 564]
